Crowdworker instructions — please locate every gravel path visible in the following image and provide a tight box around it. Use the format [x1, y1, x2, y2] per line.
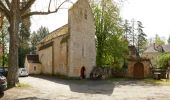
[1, 76, 170, 100]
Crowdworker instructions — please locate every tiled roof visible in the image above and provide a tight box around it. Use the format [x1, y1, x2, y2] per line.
[26, 54, 40, 63]
[40, 24, 68, 43]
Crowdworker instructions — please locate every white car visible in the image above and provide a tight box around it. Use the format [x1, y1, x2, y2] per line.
[19, 68, 28, 77]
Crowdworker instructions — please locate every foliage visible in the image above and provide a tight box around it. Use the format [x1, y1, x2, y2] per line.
[18, 22, 31, 68]
[155, 34, 165, 45]
[30, 26, 49, 53]
[0, 18, 9, 67]
[158, 53, 170, 68]
[168, 35, 170, 44]
[136, 21, 147, 54]
[92, 0, 128, 67]
[16, 83, 31, 88]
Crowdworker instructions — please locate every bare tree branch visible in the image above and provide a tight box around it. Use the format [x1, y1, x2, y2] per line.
[5, 0, 11, 9]
[20, 0, 36, 14]
[0, 1, 10, 20]
[0, 0, 10, 12]
[22, 0, 68, 19]
[48, 0, 52, 12]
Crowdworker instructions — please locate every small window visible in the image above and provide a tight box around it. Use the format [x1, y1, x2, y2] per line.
[34, 66, 36, 71]
[84, 9, 87, 19]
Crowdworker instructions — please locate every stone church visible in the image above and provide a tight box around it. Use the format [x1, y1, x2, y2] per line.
[25, 0, 96, 78]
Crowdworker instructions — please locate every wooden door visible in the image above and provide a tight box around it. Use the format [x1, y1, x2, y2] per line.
[133, 62, 144, 79]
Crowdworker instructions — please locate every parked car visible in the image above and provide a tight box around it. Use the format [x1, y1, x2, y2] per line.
[19, 68, 28, 77]
[0, 68, 8, 77]
[0, 74, 7, 94]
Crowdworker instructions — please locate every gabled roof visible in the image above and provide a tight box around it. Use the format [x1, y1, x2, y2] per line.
[26, 54, 40, 63]
[144, 44, 170, 53]
[40, 24, 68, 43]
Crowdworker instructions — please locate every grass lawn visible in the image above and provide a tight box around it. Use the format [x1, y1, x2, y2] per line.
[16, 83, 31, 88]
[144, 79, 170, 86]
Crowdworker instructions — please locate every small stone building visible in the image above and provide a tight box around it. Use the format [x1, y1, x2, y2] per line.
[25, 0, 96, 78]
[127, 46, 151, 78]
[25, 54, 41, 74]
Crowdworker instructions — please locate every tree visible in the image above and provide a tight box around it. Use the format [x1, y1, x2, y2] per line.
[92, 0, 128, 66]
[168, 35, 170, 44]
[30, 26, 49, 53]
[136, 21, 147, 55]
[155, 34, 165, 45]
[18, 22, 30, 68]
[0, 0, 69, 86]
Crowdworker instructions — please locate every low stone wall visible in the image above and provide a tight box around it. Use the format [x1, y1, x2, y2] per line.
[90, 67, 127, 79]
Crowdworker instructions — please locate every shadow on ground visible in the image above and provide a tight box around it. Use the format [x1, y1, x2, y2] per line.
[0, 93, 4, 99]
[15, 97, 49, 100]
[29, 75, 158, 96]
[30, 75, 115, 95]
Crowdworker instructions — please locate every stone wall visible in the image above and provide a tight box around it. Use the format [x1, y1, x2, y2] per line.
[68, 0, 96, 78]
[38, 46, 53, 74]
[53, 35, 68, 76]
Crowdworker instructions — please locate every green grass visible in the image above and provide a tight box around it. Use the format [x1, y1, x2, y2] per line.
[16, 83, 31, 88]
[144, 79, 170, 86]
[107, 77, 130, 82]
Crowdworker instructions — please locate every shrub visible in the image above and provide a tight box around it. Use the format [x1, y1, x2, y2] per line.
[158, 53, 170, 68]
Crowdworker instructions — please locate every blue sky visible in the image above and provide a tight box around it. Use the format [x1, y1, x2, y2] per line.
[30, 0, 170, 41]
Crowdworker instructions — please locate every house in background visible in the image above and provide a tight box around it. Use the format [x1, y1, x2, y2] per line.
[25, 0, 96, 78]
[142, 44, 170, 67]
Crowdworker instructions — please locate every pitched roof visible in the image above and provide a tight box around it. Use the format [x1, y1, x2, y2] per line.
[162, 44, 170, 52]
[143, 45, 158, 53]
[40, 24, 68, 43]
[144, 44, 170, 53]
[26, 54, 40, 63]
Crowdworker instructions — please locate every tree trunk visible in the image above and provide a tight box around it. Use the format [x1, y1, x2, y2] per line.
[7, 0, 20, 87]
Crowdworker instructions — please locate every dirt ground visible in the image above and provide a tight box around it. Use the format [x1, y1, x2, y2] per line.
[1, 75, 170, 100]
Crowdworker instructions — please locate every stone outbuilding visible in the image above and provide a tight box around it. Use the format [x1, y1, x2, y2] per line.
[127, 57, 151, 78]
[25, 54, 41, 75]
[127, 46, 152, 78]
[25, 0, 96, 78]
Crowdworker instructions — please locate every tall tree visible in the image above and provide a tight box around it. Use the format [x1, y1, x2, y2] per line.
[92, 0, 128, 66]
[0, 0, 68, 86]
[136, 21, 147, 55]
[18, 22, 30, 68]
[30, 26, 49, 53]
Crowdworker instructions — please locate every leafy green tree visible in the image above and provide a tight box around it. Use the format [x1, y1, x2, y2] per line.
[30, 26, 49, 53]
[155, 34, 165, 45]
[92, 0, 128, 67]
[158, 53, 170, 68]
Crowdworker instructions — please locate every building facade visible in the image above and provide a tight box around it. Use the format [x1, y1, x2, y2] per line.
[26, 0, 96, 78]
